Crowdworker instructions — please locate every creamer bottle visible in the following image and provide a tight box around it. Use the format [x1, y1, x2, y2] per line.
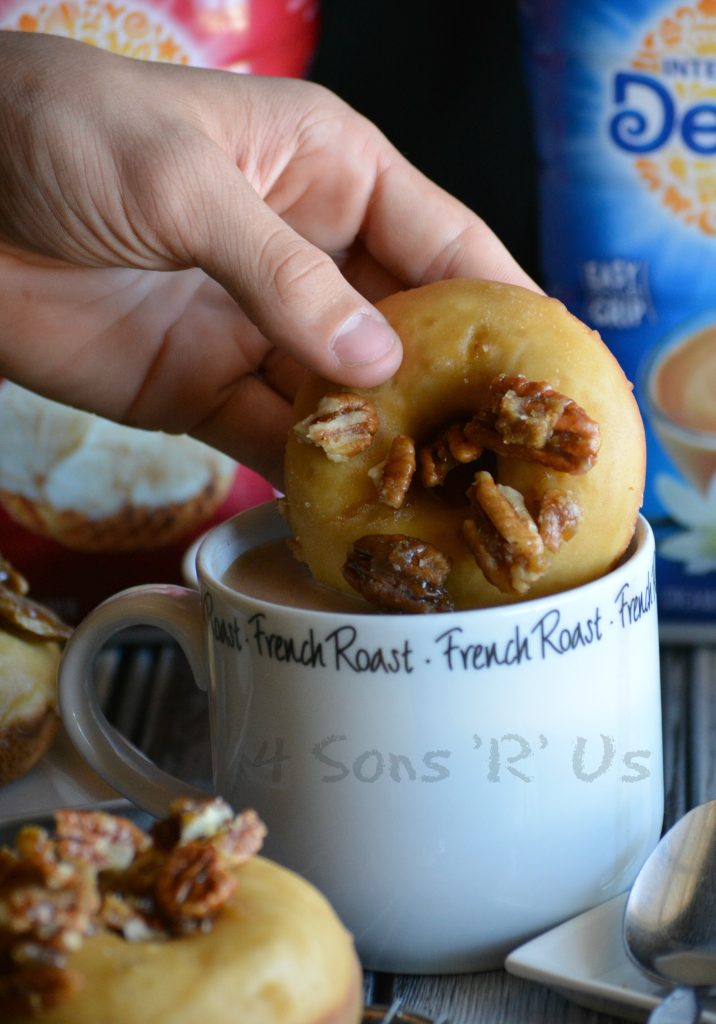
[0, 0, 318, 74]
[521, 0, 716, 636]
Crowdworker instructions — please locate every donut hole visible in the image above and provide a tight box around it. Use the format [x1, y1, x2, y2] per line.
[428, 449, 497, 508]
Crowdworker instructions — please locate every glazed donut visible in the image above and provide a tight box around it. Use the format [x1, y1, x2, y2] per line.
[0, 630, 60, 786]
[1, 800, 362, 1024]
[0, 556, 71, 785]
[283, 279, 645, 611]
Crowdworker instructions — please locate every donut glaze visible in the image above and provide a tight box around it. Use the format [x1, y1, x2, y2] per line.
[284, 279, 645, 610]
[0, 629, 59, 785]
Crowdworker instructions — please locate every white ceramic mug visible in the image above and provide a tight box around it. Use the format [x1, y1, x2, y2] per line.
[59, 502, 663, 974]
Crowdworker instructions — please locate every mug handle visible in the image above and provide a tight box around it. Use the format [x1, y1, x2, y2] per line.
[59, 584, 210, 818]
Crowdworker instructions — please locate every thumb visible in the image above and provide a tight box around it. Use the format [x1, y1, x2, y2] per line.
[188, 164, 402, 387]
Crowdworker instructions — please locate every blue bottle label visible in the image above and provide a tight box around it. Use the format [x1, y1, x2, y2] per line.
[522, 0, 716, 629]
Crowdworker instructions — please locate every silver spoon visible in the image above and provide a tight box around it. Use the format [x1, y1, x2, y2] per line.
[624, 800, 716, 1023]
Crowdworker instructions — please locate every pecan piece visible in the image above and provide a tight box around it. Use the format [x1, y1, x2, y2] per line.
[151, 796, 235, 850]
[0, 953, 84, 1014]
[211, 810, 267, 870]
[156, 841, 236, 929]
[55, 810, 150, 872]
[419, 422, 482, 488]
[536, 489, 582, 553]
[0, 551, 71, 639]
[342, 534, 453, 613]
[151, 799, 266, 870]
[463, 471, 548, 595]
[368, 435, 416, 509]
[464, 374, 600, 474]
[293, 393, 379, 462]
[12, 827, 75, 890]
[0, 555, 28, 595]
[1, 876, 98, 953]
[99, 891, 166, 942]
[0, 587, 72, 640]
[103, 843, 164, 889]
[493, 375, 570, 447]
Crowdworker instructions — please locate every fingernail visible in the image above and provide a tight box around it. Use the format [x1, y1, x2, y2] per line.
[331, 311, 399, 367]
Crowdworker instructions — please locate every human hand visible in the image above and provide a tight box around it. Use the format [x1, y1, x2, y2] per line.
[0, 31, 535, 484]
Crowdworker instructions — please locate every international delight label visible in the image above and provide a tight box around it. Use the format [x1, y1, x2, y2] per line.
[521, 0, 716, 635]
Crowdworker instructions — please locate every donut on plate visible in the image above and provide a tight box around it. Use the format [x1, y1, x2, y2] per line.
[283, 279, 645, 612]
[0, 798, 362, 1024]
[0, 556, 71, 785]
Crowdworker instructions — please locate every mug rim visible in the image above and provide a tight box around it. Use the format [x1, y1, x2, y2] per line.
[194, 502, 654, 622]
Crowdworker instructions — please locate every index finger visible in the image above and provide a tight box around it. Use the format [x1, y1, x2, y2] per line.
[360, 145, 540, 292]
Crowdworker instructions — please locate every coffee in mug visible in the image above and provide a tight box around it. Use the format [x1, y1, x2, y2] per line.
[645, 323, 716, 494]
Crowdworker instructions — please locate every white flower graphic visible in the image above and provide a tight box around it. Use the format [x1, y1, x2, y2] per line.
[656, 473, 716, 574]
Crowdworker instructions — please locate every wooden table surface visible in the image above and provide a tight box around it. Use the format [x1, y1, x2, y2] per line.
[97, 636, 716, 1024]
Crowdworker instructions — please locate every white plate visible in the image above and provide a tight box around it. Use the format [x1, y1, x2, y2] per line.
[0, 724, 122, 834]
[506, 893, 716, 1022]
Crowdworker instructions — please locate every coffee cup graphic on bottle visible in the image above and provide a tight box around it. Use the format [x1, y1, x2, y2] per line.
[643, 315, 716, 495]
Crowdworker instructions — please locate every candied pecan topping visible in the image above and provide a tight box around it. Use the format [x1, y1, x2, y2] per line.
[446, 422, 483, 465]
[494, 375, 570, 447]
[464, 374, 600, 474]
[293, 392, 379, 462]
[463, 471, 549, 595]
[55, 810, 151, 872]
[0, 957, 84, 1016]
[295, 373, 599, 609]
[536, 489, 582, 553]
[0, 556, 28, 596]
[12, 827, 76, 890]
[98, 891, 165, 942]
[151, 798, 266, 859]
[342, 534, 453, 613]
[0, 587, 72, 641]
[210, 810, 267, 869]
[419, 422, 482, 488]
[0, 845, 99, 1013]
[0, 553, 71, 639]
[153, 803, 266, 932]
[150, 796, 234, 849]
[156, 842, 235, 929]
[0, 799, 266, 1012]
[369, 435, 416, 509]
[1, 880, 97, 951]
